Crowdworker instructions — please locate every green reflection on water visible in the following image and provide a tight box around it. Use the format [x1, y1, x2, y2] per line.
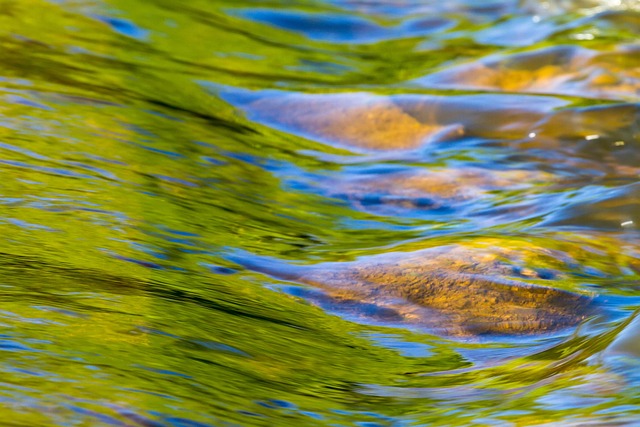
[0, 0, 638, 426]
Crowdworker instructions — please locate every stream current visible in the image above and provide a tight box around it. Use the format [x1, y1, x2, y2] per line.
[0, 0, 639, 426]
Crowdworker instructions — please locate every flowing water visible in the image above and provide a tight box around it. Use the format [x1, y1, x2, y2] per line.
[0, 0, 639, 425]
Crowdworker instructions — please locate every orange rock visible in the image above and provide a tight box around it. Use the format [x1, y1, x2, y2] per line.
[247, 93, 464, 151]
[237, 243, 597, 337]
[418, 45, 639, 101]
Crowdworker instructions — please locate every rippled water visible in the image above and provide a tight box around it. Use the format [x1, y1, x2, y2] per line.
[0, 0, 639, 425]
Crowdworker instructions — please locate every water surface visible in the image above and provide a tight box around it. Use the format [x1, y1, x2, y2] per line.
[0, 0, 639, 426]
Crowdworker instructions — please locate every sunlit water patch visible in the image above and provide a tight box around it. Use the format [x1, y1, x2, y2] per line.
[0, 0, 639, 426]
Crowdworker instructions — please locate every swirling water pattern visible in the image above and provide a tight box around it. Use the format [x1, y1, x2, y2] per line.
[0, 0, 639, 425]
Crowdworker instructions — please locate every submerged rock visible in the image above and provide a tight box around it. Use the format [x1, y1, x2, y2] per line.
[318, 167, 555, 216]
[417, 45, 640, 101]
[236, 243, 597, 337]
[245, 93, 464, 151]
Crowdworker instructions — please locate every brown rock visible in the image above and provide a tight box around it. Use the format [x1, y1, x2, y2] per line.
[321, 167, 555, 214]
[238, 243, 596, 337]
[419, 45, 640, 101]
[247, 93, 464, 151]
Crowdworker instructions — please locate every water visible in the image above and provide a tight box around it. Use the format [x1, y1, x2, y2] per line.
[0, 0, 639, 425]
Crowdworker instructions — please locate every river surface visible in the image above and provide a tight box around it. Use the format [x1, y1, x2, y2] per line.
[0, 0, 639, 426]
